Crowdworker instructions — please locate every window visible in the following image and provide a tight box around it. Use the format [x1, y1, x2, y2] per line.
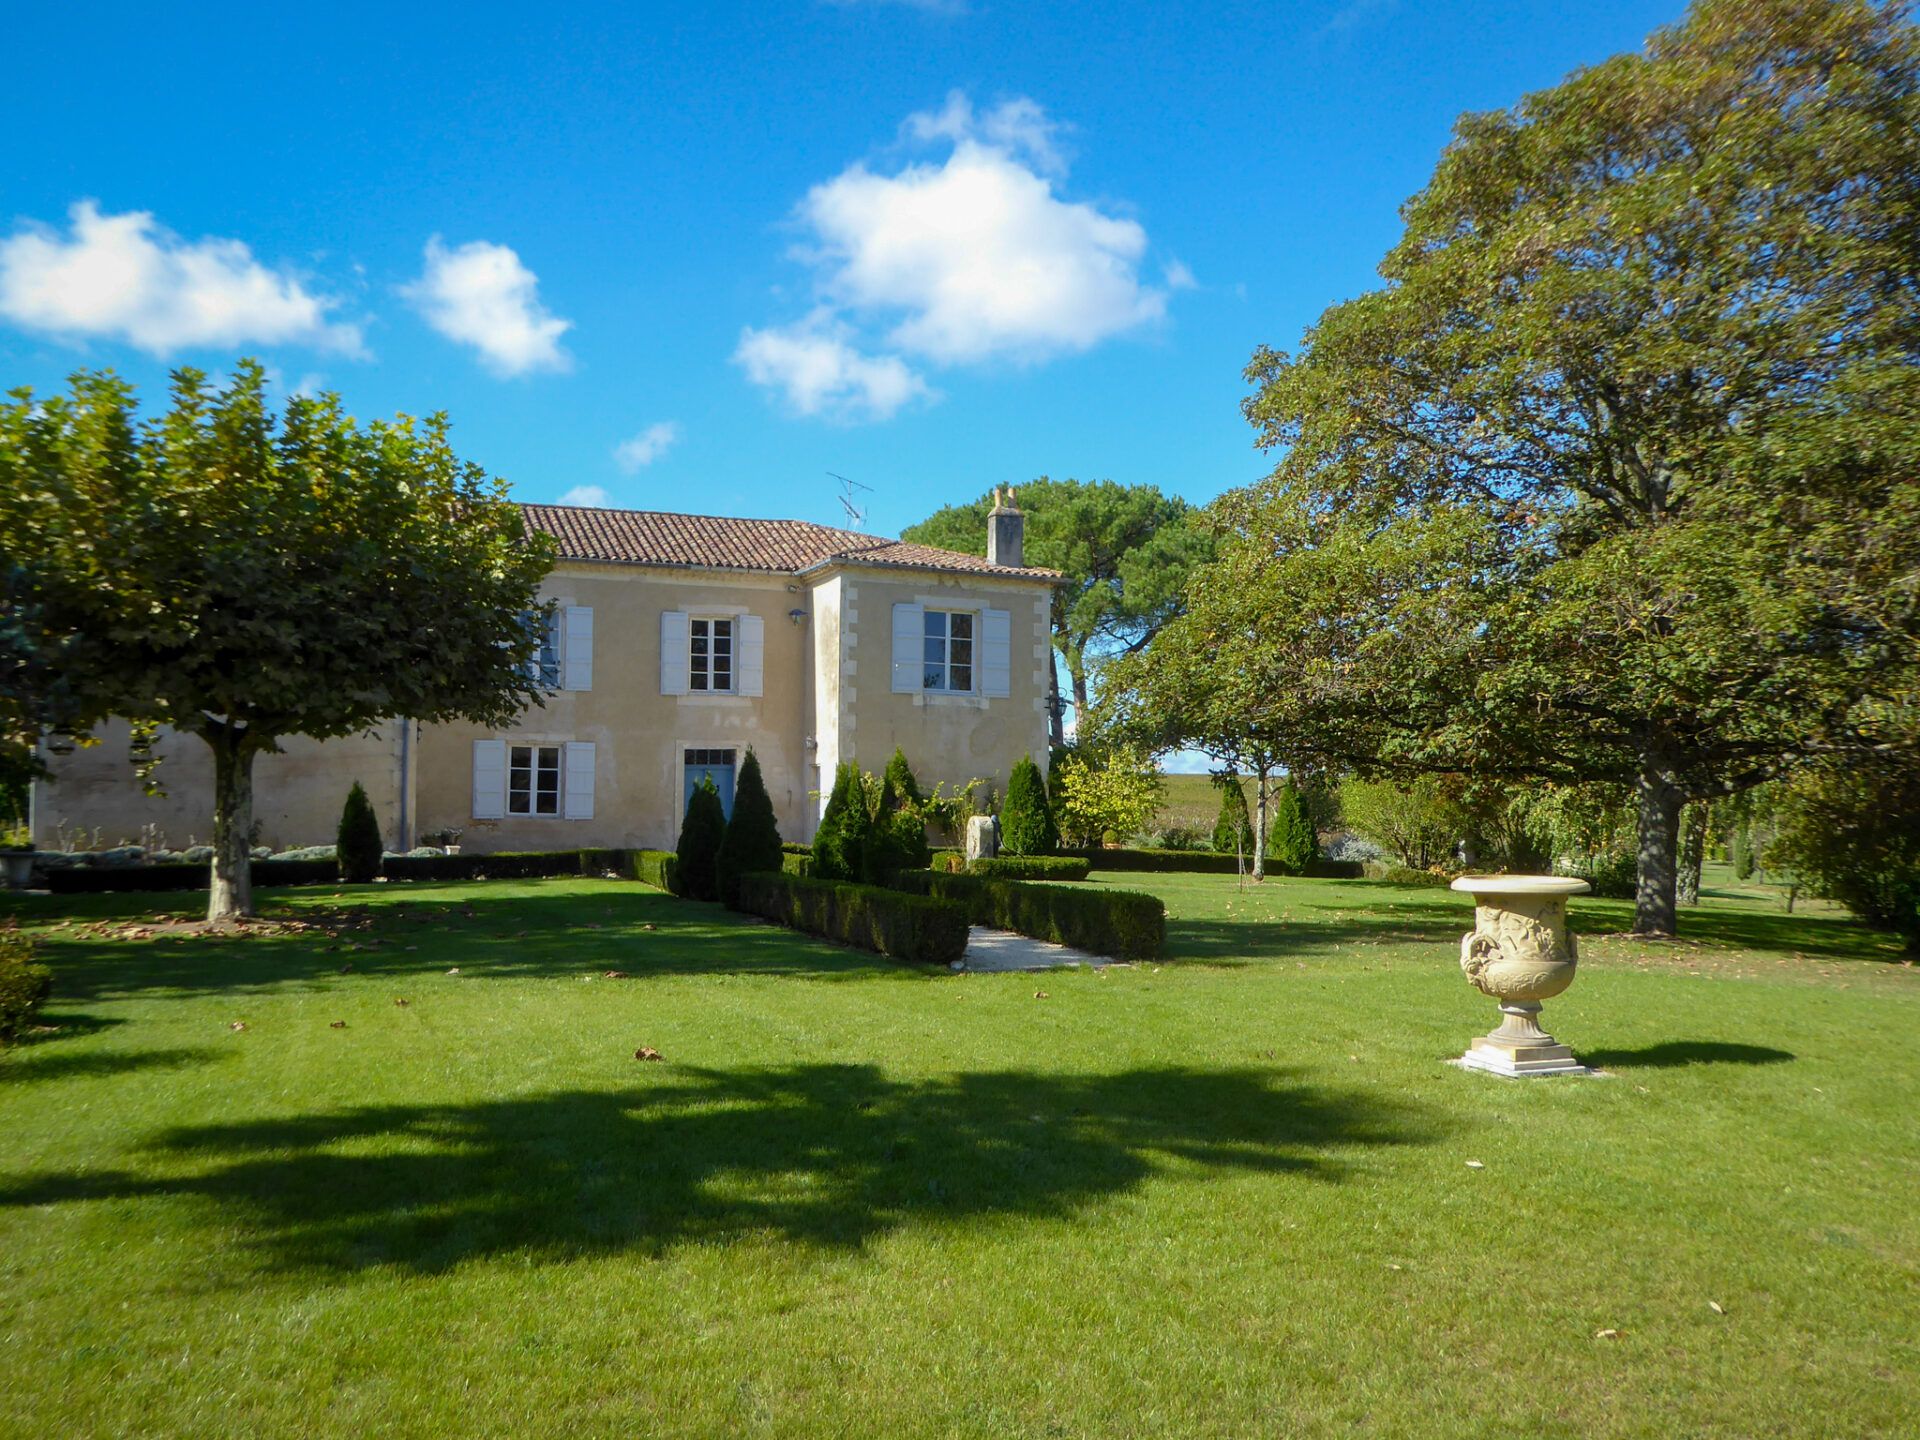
[509, 744, 562, 816]
[923, 609, 974, 692]
[691, 617, 733, 692]
[525, 610, 561, 689]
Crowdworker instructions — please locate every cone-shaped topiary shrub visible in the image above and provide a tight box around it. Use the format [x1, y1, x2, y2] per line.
[676, 774, 728, 901]
[337, 781, 383, 883]
[882, 747, 923, 809]
[1732, 823, 1755, 881]
[1267, 779, 1318, 874]
[811, 762, 870, 882]
[1000, 754, 1059, 856]
[717, 749, 783, 908]
[1212, 779, 1254, 856]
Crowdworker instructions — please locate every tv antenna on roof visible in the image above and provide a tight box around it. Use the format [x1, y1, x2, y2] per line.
[828, 471, 873, 529]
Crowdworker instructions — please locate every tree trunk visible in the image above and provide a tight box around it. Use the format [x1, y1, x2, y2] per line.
[1633, 759, 1683, 937]
[205, 728, 259, 922]
[1070, 665, 1090, 738]
[1677, 802, 1708, 907]
[1252, 766, 1270, 881]
[1046, 659, 1065, 751]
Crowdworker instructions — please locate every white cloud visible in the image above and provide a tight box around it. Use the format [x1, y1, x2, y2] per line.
[558, 484, 610, 507]
[402, 236, 572, 377]
[738, 93, 1172, 421]
[0, 201, 363, 356]
[613, 420, 683, 471]
[1164, 258, 1198, 291]
[733, 311, 931, 421]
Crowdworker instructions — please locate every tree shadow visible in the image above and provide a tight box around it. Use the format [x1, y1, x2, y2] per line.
[14, 886, 924, 1003]
[1582, 1041, 1796, 1071]
[0, 1045, 227, 1085]
[0, 1063, 1440, 1274]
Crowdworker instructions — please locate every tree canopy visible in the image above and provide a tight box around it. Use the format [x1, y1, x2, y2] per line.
[0, 361, 554, 918]
[902, 478, 1210, 744]
[1210, 0, 1920, 933]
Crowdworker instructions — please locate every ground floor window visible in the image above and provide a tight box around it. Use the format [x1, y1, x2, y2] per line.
[509, 744, 562, 816]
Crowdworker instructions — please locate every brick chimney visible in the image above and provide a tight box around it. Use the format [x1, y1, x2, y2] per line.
[987, 486, 1024, 568]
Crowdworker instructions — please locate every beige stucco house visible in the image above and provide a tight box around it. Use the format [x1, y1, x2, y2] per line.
[30, 497, 1061, 854]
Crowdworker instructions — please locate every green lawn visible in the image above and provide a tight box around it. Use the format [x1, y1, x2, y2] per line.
[2, 871, 1915, 1438]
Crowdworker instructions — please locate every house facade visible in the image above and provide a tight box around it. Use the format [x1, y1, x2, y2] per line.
[30, 497, 1061, 854]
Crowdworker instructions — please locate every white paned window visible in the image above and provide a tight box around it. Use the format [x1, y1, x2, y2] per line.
[922, 609, 975, 693]
[691, 617, 734, 692]
[508, 743, 563, 816]
[525, 610, 561, 689]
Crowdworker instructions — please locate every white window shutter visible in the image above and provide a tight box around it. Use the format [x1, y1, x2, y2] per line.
[472, 739, 507, 819]
[562, 606, 593, 691]
[563, 742, 595, 820]
[738, 612, 764, 697]
[892, 603, 924, 693]
[660, 610, 690, 695]
[982, 607, 1012, 697]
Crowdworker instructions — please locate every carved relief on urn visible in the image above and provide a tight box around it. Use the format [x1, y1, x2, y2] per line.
[1450, 876, 1591, 1077]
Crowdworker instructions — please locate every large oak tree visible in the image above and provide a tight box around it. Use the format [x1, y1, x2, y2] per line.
[0, 362, 555, 920]
[1231, 0, 1920, 935]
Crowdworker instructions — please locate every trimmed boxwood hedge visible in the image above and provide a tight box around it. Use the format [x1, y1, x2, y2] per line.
[41, 848, 629, 894]
[735, 870, 969, 965]
[894, 870, 1165, 961]
[1063, 848, 1364, 879]
[623, 849, 683, 895]
[968, 855, 1091, 882]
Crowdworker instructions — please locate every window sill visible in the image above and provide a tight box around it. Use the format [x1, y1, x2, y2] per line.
[914, 692, 989, 710]
[677, 693, 754, 705]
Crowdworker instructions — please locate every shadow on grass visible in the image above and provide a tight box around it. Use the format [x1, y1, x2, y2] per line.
[17, 886, 923, 1002]
[0, 1063, 1439, 1272]
[0, 1045, 227, 1085]
[1582, 1041, 1795, 1070]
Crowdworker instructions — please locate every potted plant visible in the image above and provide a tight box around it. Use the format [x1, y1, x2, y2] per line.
[2, 828, 35, 891]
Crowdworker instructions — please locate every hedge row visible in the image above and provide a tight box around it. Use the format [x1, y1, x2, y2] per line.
[42, 849, 624, 894]
[968, 855, 1091, 882]
[894, 871, 1165, 961]
[623, 849, 683, 895]
[735, 871, 969, 965]
[1060, 848, 1364, 879]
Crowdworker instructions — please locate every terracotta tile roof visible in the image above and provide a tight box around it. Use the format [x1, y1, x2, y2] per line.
[519, 503, 1061, 582]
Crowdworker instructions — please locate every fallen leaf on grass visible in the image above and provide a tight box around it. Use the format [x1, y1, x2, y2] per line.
[393, 998, 409, 1007]
[1594, 1328, 1621, 1340]
[603, 970, 629, 980]
[329, 1021, 348, 1030]
[634, 1047, 663, 1062]
[228, 1021, 248, 1032]
[446, 967, 461, 975]
[1034, 990, 1050, 1000]
[642, 924, 657, 933]
[1465, 1160, 1485, 1169]
[1708, 1301, 1725, 1315]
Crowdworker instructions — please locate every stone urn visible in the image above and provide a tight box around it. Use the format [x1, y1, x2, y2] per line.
[1450, 875, 1591, 1077]
[2, 849, 34, 891]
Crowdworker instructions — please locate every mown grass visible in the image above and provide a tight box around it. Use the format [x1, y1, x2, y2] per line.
[1, 871, 1915, 1439]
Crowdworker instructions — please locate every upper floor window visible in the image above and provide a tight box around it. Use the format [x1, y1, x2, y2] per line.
[691, 617, 734, 692]
[923, 609, 974, 693]
[526, 610, 562, 689]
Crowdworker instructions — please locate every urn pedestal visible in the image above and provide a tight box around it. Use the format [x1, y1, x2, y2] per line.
[1450, 875, 1591, 1077]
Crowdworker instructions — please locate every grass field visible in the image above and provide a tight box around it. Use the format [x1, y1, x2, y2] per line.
[2, 869, 1915, 1438]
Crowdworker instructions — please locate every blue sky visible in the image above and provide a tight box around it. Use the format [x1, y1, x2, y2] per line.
[2, 0, 1677, 540]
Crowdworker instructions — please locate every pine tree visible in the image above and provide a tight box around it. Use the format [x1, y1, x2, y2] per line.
[1211, 779, 1254, 856]
[1267, 779, 1318, 875]
[1732, 822, 1755, 881]
[1001, 754, 1059, 855]
[716, 749, 783, 908]
[811, 762, 870, 882]
[676, 775, 727, 901]
[336, 781, 383, 883]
